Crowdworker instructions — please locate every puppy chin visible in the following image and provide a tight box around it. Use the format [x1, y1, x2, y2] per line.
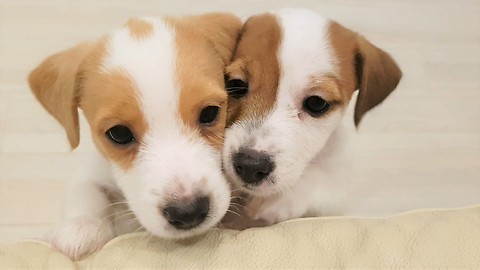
[140, 217, 217, 240]
[243, 183, 279, 197]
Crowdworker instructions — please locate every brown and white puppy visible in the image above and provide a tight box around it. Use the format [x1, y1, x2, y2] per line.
[29, 14, 242, 259]
[223, 9, 401, 226]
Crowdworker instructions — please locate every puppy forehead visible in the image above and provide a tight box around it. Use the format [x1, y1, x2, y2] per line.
[228, 13, 282, 120]
[103, 17, 228, 139]
[103, 17, 177, 130]
[232, 10, 338, 121]
[273, 9, 336, 98]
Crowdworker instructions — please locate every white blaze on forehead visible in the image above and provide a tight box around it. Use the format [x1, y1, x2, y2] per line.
[103, 18, 179, 133]
[273, 9, 336, 103]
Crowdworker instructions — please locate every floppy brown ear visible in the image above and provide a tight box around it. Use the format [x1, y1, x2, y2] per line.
[354, 36, 402, 126]
[28, 43, 93, 149]
[187, 13, 243, 65]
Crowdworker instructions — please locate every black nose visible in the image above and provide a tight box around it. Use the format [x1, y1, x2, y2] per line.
[162, 196, 210, 230]
[232, 149, 274, 184]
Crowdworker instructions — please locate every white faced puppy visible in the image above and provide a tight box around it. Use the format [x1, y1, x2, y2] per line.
[29, 14, 242, 259]
[223, 9, 401, 225]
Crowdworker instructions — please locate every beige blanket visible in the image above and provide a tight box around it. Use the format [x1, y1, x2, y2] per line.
[1, 205, 480, 269]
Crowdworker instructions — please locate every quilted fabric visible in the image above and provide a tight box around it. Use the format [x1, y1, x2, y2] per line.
[1, 205, 480, 269]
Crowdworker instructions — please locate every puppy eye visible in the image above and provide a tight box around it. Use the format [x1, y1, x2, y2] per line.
[106, 125, 135, 145]
[199, 106, 220, 125]
[225, 79, 248, 98]
[303, 96, 330, 117]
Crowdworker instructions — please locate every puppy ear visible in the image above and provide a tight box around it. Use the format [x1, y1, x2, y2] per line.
[354, 36, 402, 126]
[28, 43, 93, 149]
[187, 13, 243, 65]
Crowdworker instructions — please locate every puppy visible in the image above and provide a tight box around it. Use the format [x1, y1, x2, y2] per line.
[223, 9, 402, 226]
[28, 13, 242, 259]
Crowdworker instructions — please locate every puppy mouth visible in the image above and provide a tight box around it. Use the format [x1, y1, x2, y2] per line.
[166, 216, 215, 235]
[239, 178, 279, 197]
[242, 177, 275, 189]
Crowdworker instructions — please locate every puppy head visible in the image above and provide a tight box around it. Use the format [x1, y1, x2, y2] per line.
[29, 14, 242, 238]
[224, 9, 401, 196]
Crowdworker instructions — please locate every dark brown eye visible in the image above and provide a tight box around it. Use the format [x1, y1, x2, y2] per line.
[225, 79, 248, 98]
[199, 106, 220, 125]
[303, 96, 330, 117]
[106, 125, 134, 145]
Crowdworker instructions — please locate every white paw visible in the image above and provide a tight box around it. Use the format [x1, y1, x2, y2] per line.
[251, 204, 293, 225]
[248, 197, 306, 225]
[45, 216, 115, 260]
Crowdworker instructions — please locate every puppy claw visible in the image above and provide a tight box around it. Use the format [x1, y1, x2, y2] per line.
[45, 216, 114, 260]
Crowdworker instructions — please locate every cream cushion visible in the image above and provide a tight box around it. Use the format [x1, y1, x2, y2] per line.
[1, 205, 480, 269]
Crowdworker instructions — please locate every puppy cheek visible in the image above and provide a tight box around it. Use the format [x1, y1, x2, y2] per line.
[114, 167, 168, 234]
[207, 171, 231, 208]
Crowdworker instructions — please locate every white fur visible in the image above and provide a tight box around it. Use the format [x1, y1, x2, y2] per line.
[46, 152, 116, 260]
[223, 9, 351, 224]
[47, 18, 230, 259]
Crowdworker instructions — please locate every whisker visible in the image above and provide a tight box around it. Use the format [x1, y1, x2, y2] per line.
[111, 211, 136, 224]
[230, 187, 244, 193]
[227, 209, 242, 218]
[107, 201, 129, 206]
[103, 209, 134, 219]
[229, 202, 246, 209]
[117, 216, 142, 233]
[132, 224, 145, 235]
[94, 201, 129, 216]
[229, 205, 242, 213]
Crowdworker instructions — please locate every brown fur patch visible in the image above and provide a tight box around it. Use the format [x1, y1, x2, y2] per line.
[327, 21, 402, 126]
[79, 40, 147, 171]
[29, 37, 148, 171]
[307, 75, 346, 104]
[28, 43, 94, 149]
[326, 22, 358, 102]
[225, 14, 283, 126]
[125, 18, 153, 40]
[166, 14, 242, 149]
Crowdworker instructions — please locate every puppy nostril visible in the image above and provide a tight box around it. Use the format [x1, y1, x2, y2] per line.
[170, 220, 185, 228]
[256, 172, 267, 179]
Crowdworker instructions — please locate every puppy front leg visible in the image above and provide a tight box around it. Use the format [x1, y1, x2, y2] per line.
[46, 155, 116, 260]
[248, 194, 310, 225]
[248, 166, 348, 225]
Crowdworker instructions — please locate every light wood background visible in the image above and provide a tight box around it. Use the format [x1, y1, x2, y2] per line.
[1, 0, 479, 244]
